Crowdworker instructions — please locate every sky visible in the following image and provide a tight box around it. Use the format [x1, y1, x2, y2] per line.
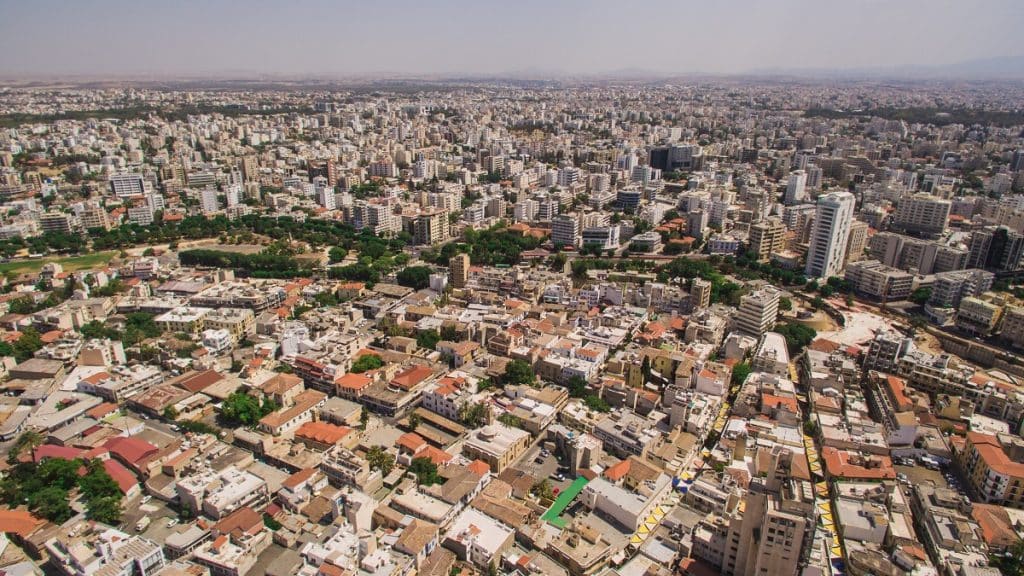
[0, 0, 1022, 78]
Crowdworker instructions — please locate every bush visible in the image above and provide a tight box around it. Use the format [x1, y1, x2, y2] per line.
[351, 354, 383, 373]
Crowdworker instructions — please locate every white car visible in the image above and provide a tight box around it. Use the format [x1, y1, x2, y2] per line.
[166, 518, 178, 528]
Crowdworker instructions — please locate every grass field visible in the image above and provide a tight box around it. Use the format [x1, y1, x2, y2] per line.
[0, 251, 117, 278]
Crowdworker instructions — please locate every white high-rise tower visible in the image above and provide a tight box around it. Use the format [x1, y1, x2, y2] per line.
[805, 191, 855, 278]
[783, 170, 807, 205]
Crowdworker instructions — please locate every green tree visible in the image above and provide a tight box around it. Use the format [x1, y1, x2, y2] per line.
[503, 359, 535, 386]
[459, 403, 489, 428]
[351, 354, 383, 373]
[775, 323, 818, 355]
[731, 362, 752, 387]
[86, 495, 122, 524]
[498, 413, 523, 428]
[566, 375, 588, 398]
[408, 413, 422, 431]
[910, 287, 932, 305]
[409, 457, 441, 486]
[366, 446, 395, 476]
[416, 329, 441, 351]
[779, 297, 793, 312]
[329, 246, 348, 263]
[29, 486, 72, 523]
[7, 430, 43, 464]
[220, 392, 277, 426]
[396, 266, 433, 290]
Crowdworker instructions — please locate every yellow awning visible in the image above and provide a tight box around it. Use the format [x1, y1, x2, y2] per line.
[638, 525, 650, 535]
[655, 506, 667, 515]
[631, 535, 643, 544]
[831, 546, 843, 556]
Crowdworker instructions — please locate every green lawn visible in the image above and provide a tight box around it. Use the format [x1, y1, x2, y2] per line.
[541, 477, 589, 528]
[0, 251, 117, 278]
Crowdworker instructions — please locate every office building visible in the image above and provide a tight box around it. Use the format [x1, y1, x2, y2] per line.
[412, 211, 449, 246]
[845, 220, 869, 264]
[805, 191, 856, 278]
[109, 172, 147, 197]
[200, 188, 219, 214]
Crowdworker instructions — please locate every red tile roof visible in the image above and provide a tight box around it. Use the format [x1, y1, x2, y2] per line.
[102, 436, 159, 464]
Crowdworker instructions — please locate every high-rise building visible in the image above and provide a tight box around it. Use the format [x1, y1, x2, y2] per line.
[892, 193, 951, 237]
[1011, 149, 1024, 172]
[39, 212, 75, 234]
[748, 218, 786, 262]
[551, 214, 580, 248]
[733, 286, 780, 338]
[241, 156, 259, 183]
[449, 253, 470, 289]
[783, 170, 807, 205]
[804, 191, 855, 278]
[690, 278, 712, 311]
[968, 226, 1024, 272]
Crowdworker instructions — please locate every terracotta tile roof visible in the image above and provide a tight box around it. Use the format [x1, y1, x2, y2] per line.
[102, 436, 159, 464]
[397, 432, 427, 454]
[33, 444, 83, 462]
[0, 509, 47, 537]
[967, 432, 1024, 478]
[604, 459, 631, 482]
[294, 421, 351, 446]
[821, 446, 895, 480]
[282, 467, 318, 490]
[391, 365, 433, 391]
[178, 369, 224, 393]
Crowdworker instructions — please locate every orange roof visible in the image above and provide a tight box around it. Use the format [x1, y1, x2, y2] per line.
[0, 509, 47, 537]
[762, 393, 799, 414]
[336, 373, 372, 390]
[808, 339, 841, 353]
[821, 447, 895, 480]
[40, 330, 64, 344]
[467, 460, 490, 477]
[972, 503, 1019, 549]
[421, 445, 453, 466]
[391, 365, 433, 390]
[967, 432, 1024, 478]
[282, 467, 318, 490]
[178, 369, 224, 393]
[397, 432, 427, 453]
[604, 459, 631, 481]
[294, 421, 351, 446]
[886, 375, 913, 412]
[86, 402, 118, 419]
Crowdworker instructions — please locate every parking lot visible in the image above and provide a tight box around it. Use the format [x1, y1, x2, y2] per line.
[120, 495, 185, 540]
[895, 462, 966, 497]
[516, 443, 574, 494]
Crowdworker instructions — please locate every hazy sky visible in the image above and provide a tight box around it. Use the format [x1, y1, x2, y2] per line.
[0, 0, 1022, 77]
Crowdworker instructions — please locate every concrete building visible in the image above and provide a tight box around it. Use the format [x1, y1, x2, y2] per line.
[748, 218, 785, 262]
[449, 253, 470, 289]
[551, 214, 580, 248]
[783, 170, 807, 205]
[892, 193, 951, 237]
[461, 424, 530, 473]
[805, 191, 855, 278]
[690, 278, 712, 311]
[733, 286, 780, 338]
[844, 260, 914, 301]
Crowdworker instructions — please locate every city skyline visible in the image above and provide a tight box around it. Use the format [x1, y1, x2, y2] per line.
[1, 0, 1023, 79]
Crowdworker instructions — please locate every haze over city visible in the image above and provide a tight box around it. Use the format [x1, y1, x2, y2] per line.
[1, 0, 1023, 78]
[3, 2, 1024, 576]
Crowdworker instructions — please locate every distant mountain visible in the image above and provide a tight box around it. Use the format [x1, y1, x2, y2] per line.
[745, 55, 1024, 81]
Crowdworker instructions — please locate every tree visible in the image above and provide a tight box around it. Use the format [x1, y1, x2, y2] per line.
[416, 329, 441, 351]
[498, 413, 523, 428]
[86, 495, 122, 524]
[408, 413, 422, 431]
[351, 354, 383, 373]
[503, 359, 535, 386]
[366, 446, 395, 476]
[566, 375, 588, 398]
[359, 407, 370, 430]
[220, 392, 277, 426]
[531, 479, 555, 501]
[329, 246, 348, 263]
[779, 297, 793, 312]
[29, 486, 72, 523]
[459, 403, 489, 428]
[409, 457, 441, 486]
[731, 362, 752, 387]
[910, 287, 932, 305]
[7, 430, 43, 464]
[583, 395, 611, 413]
[775, 323, 818, 355]
[396, 266, 433, 290]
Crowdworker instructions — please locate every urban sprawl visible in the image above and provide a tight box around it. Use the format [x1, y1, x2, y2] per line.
[0, 81, 1022, 576]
